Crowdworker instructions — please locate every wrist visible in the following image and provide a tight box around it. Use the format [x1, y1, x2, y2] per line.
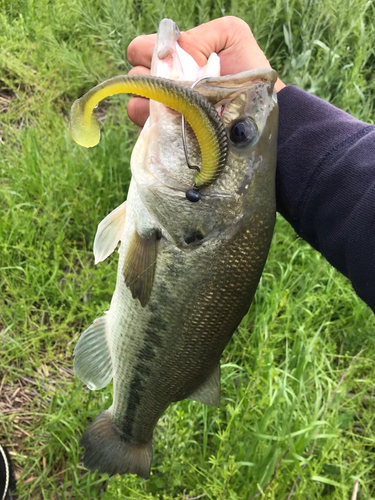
[275, 78, 286, 93]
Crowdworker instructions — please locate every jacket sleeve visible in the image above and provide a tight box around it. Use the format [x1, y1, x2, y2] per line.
[276, 85, 375, 312]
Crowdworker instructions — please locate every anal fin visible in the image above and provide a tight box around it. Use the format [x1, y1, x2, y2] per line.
[74, 314, 113, 390]
[94, 201, 127, 264]
[123, 230, 160, 307]
[188, 364, 221, 407]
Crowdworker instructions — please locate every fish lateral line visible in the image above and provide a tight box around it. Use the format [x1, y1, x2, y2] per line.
[70, 75, 228, 190]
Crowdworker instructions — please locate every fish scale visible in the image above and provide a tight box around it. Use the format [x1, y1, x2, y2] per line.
[72, 18, 278, 478]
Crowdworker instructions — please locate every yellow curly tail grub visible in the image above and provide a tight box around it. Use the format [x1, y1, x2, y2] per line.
[70, 75, 228, 188]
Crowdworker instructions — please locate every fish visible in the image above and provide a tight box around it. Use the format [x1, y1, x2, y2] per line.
[71, 18, 278, 479]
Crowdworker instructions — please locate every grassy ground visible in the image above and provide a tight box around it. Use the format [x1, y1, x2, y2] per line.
[1, 0, 375, 498]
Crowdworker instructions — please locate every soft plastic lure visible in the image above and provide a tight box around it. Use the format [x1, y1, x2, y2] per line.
[70, 75, 228, 193]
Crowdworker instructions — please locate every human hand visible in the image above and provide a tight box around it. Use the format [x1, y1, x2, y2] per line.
[126, 16, 285, 127]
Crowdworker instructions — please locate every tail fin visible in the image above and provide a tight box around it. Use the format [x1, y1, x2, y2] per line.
[80, 411, 153, 479]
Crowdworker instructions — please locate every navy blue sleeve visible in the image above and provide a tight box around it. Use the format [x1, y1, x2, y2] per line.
[276, 85, 375, 312]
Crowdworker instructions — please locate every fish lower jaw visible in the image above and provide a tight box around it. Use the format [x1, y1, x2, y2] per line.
[134, 171, 193, 198]
[131, 153, 196, 195]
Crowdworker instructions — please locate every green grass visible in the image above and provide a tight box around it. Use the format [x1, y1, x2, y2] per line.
[1, 0, 375, 498]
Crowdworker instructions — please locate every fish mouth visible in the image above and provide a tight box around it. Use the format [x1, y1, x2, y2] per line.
[133, 20, 277, 195]
[133, 66, 278, 196]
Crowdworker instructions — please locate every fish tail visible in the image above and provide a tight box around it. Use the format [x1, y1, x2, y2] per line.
[80, 410, 152, 479]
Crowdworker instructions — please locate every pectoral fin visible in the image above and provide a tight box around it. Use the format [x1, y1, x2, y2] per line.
[123, 230, 160, 307]
[93, 201, 127, 264]
[188, 364, 221, 407]
[74, 314, 113, 390]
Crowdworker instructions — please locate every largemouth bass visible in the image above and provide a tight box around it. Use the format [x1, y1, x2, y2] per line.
[72, 18, 278, 479]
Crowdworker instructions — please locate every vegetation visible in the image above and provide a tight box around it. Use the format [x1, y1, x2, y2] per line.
[1, 0, 374, 498]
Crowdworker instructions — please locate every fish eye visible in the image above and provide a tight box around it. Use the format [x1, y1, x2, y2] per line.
[229, 118, 258, 147]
